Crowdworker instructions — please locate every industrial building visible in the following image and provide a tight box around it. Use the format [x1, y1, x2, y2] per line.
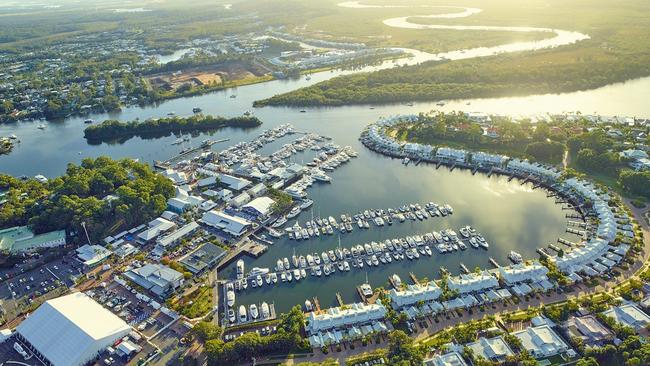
[15, 293, 131, 366]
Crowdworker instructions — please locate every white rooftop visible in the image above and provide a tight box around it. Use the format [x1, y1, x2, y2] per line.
[17, 292, 131, 366]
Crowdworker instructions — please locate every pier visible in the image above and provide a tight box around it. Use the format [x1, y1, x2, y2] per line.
[488, 257, 500, 268]
[154, 138, 229, 169]
[566, 213, 583, 220]
[566, 227, 586, 237]
[548, 244, 561, 252]
[335, 292, 344, 306]
[312, 297, 321, 312]
[459, 263, 469, 274]
[217, 240, 268, 270]
[537, 248, 550, 258]
[557, 237, 580, 247]
[409, 272, 419, 284]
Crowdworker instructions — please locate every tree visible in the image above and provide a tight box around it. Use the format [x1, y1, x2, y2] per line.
[387, 330, 424, 366]
[192, 322, 223, 342]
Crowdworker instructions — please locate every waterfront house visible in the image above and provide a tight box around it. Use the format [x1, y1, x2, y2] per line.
[602, 303, 650, 331]
[513, 325, 571, 359]
[564, 315, 614, 347]
[436, 147, 467, 163]
[470, 151, 508, 167]
[305, 302, 387, 335]
[499, 262, 550, 286]
[179, 243, 226, 274]
[388, 281, 442, 309]
[466, 336, 515, 362]
[447, 271, 499, 295]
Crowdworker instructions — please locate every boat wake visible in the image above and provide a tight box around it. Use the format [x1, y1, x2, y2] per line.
[337, 1, 589, 63]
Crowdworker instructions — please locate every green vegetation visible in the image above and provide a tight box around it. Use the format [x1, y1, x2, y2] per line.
[386, 330, 425, 366]
[268, 187, 294, 215]
[390, 111, 650, 200]
[168, 285, 213, 319]
[83, 115, 262, 143]
[0, 157, 174, 242]
[191, 322, 224, 342]
[254, 0, 650, 107]
[204, 305, 309, 365]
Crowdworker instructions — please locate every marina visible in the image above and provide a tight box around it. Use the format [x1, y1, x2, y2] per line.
[1, 42, 643, 315]
[228, 227, 489, 295]
[279, 201, 454, 241]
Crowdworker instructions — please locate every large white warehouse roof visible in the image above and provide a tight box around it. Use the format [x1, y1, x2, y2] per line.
[17, 292, 131, 366]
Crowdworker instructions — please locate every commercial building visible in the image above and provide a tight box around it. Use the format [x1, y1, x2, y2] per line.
[136, 217, 176, 244]
[201, 210, 252, 237]
[15, 292, 131, 366]
[513, 325, 570, 359]
[0, 226, 66, 253]
[75, 244, 112, 268]
[179, 243, 227, 274]
[242, 196, 275, 217]
[156, 221, 200, 249]
[123, 263, 184, 298]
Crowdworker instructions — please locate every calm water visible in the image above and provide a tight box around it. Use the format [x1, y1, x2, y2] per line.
[2, 29, 650, 313]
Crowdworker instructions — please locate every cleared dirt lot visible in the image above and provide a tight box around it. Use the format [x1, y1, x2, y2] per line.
[147, 60, 269, 91]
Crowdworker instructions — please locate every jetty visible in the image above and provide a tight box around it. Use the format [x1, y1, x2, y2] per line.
[154, 138, 229, 169]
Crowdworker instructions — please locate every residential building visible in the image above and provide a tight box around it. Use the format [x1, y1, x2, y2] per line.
[513, 325, 570, 359]
[466, 336, 515, 362]
[423, 350, 468, 366]
[564, 315, 614, 347]
[388, 281, 441, 309]
[602, 303, 650, 330]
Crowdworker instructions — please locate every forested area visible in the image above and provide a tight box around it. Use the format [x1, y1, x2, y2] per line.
[83, 115, 262, 142]
[0, 157, 175, 242]
[255, 50, 650, 107]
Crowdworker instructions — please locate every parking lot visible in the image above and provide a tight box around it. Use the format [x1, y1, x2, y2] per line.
[0, 335, 47, 366]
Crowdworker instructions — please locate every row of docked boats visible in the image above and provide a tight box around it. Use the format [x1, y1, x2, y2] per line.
[228, 302, 272, 324]
[232, 226, 488, 292]
[278, 202, 453, 241]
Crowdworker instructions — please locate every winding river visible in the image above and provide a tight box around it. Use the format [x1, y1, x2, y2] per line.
[1, 2, 649, 313]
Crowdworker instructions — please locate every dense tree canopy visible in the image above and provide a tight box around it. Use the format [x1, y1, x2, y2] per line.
[84, 115, 262, 142]
[0, 157, 175, 242]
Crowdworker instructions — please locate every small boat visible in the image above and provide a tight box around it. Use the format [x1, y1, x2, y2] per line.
[392, 274, 402, 288]
[300, 199, 313, 210]
[250, 304, 259, 319]
[305, 300, 313, 311]
[261, 302, 270, 319]
[228, 309, 236, 323]
[287, 206, 301, 219]
[239, 305, 247, 322]
[84, 119, 94, 124]
[236, 260, 245, 278]
[509, 251, 523, 264]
